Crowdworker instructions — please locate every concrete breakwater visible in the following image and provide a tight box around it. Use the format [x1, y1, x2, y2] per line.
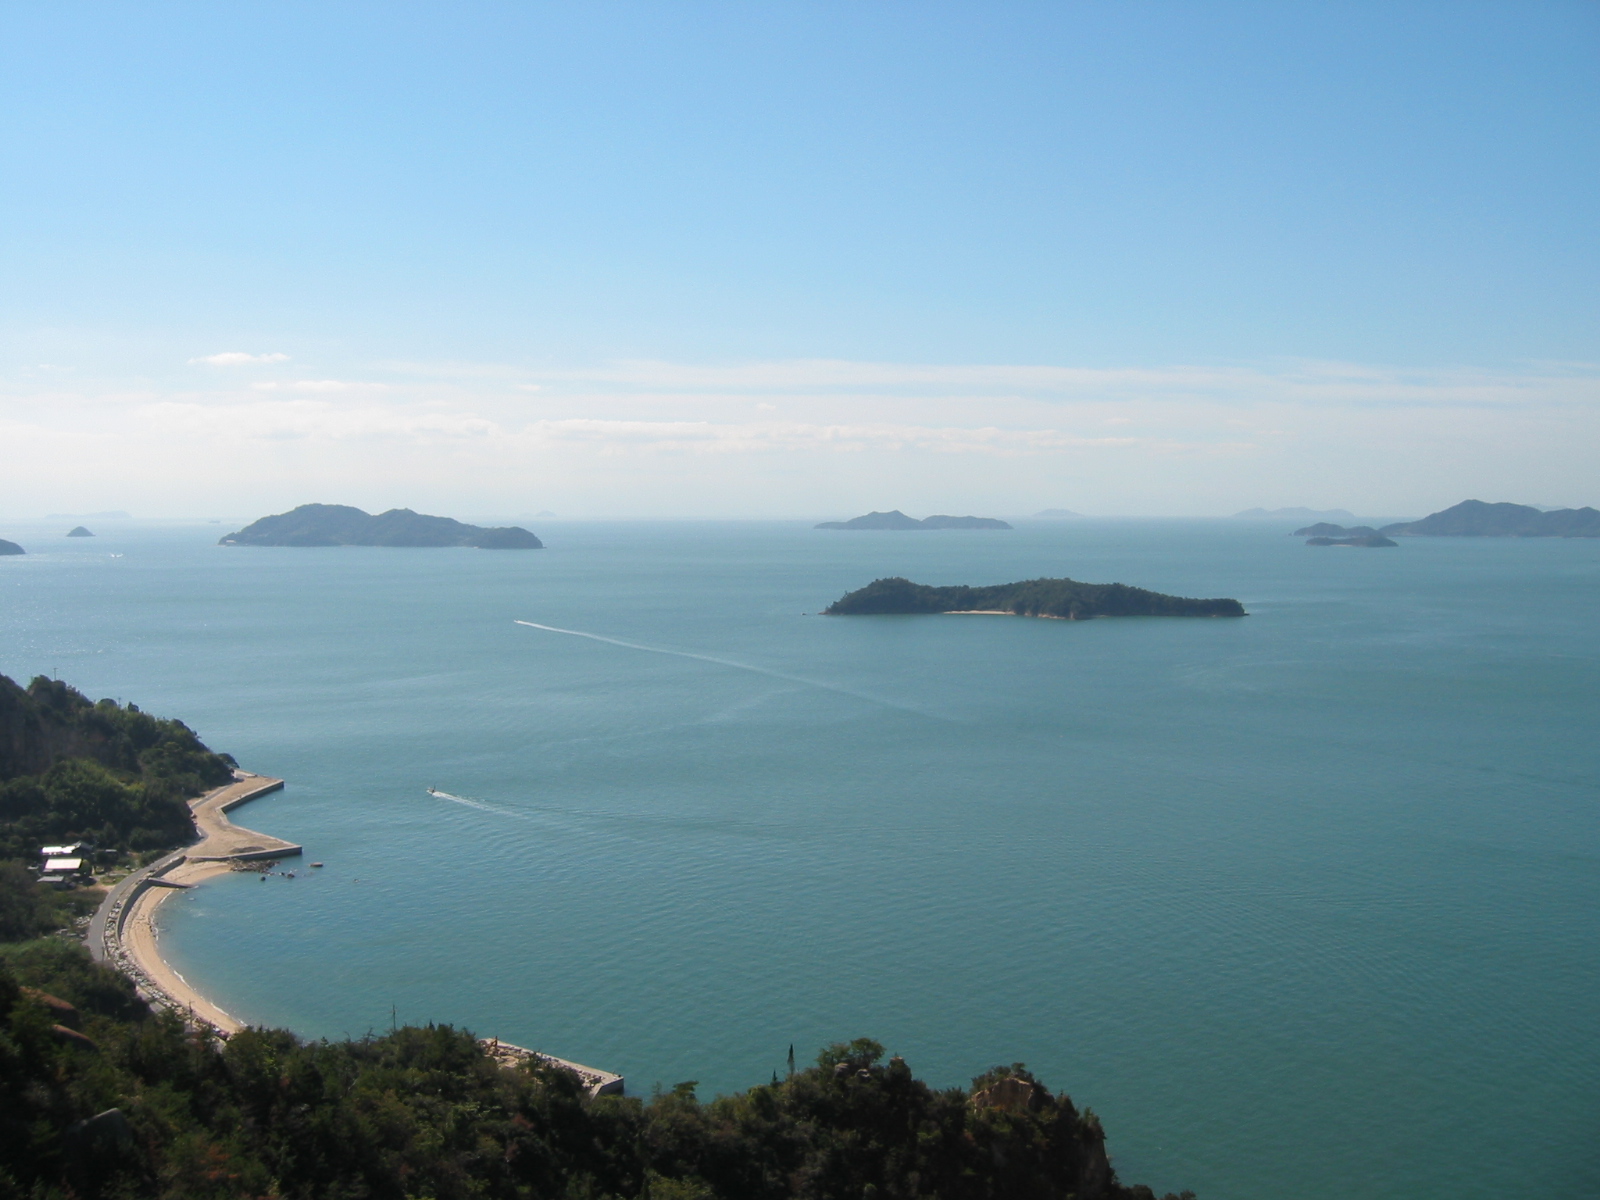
[90, 773, 300, 1031]
[89, 772, 625, 1095]
[482, 1039, 625, 1098]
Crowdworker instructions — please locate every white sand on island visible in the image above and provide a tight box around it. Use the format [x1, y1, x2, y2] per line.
[943, 610, 1074, 619]
[105, 774, 297, 1034]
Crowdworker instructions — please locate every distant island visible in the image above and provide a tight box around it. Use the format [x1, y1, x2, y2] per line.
[1295, 523, 1396, 546]
[816, 510, 1012, 530]
[65, 526, 93, 537]
[825, 576, 1245, 619]
[1306, 535, 1397, 548]
[219, 504, 543, 548]
[1380, 499, 1600, 538]
[0, 539, 23, 556]
[1294, 522, 1383, 537]
[1235, 506, 1356, 521]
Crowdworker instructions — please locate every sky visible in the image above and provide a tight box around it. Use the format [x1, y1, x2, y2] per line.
[1, 1, 1596, 520]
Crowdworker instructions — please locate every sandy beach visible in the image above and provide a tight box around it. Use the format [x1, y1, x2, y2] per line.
[88, 774, 625, 1090]
[91, 773, 298, 1035]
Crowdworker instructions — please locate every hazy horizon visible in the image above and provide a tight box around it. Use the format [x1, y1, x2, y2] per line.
[3, 3, 1596, 520]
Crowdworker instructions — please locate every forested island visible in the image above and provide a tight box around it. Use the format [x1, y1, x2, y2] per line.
[0, 675, 1191, 1199]
[0, 539, 23, 556]
[816, 510, 1013, 530]
[826, 576, 1246, 618]
[220, 503, 543, 548]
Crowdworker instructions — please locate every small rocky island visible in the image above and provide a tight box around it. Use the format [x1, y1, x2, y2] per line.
[66, 525, 94, 537]
[1306, 534, 1397, 548]
[826, 576, 1245, 619]
[220, 504, 543, 548]
[1295, 524, 1397, 547]
[816, 509, 1012, 530]
[0, 539, 24, 556]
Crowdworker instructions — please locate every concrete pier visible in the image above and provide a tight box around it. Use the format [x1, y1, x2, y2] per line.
[481, 1038, 625, 1097]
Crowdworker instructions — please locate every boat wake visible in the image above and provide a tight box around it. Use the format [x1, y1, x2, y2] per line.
[426, 787, 524, 819]
[512, 619, 946, 720]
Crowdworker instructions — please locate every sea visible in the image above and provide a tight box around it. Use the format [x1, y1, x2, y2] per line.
[2, 517, 1596, 1199]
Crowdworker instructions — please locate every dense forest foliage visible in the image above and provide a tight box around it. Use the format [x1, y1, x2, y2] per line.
[0, 941, 1190, 1200]
[0, 672, 237, 940]
[0, 674, 236, 863]
[825, 577, 1245, 619]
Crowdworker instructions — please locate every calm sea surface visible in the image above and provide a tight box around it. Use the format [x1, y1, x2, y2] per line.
[2, 518, 1596, 1198]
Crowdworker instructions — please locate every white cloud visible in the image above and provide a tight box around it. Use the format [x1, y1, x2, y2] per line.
[4, 354, 1597, 518]
[521, 418, 1143, 456]
[249, 379, 381, 393]
[188, 351, 290, 366]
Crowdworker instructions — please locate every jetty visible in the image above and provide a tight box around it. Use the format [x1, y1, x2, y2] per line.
[481, 1039, 625, 1098]
[89, 772, 298, 1032]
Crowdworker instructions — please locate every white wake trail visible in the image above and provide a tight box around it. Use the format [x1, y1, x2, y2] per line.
[513, 620, 944, 719]
[426, 788, 524, 819]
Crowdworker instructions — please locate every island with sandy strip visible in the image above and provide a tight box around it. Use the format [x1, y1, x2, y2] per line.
[824, 575, 1246, 619]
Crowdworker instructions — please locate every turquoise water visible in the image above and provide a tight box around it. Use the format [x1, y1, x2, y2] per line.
[2, 518, 1596, 1198]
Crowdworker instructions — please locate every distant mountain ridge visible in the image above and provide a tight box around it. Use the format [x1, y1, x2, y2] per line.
[220, 504, 543, 548]
[816, 510, 1012, 530]
[1291, 501, 1600, 541]
[1382, 500, 1600, 538]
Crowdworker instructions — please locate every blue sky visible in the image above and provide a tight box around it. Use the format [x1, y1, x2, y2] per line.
[2, 2, 1596, 518]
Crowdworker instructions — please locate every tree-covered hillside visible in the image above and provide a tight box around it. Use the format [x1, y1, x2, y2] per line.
[0, 674, 236, 863]
[0, 942, 1190, 1200]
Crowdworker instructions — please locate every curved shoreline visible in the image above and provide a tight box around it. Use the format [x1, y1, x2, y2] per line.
[89, 772, 298, 1034]
[85, 773, 627, 1094]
